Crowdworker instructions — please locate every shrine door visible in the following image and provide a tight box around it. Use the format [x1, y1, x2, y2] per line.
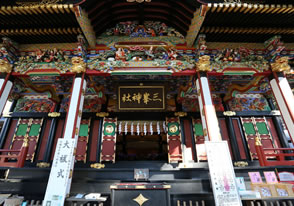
[9, 118, 43, 161]
[241, 117, 281, 160]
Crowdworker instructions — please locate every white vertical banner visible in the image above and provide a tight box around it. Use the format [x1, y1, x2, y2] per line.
[0, 80, 12, 115]
[43, 139, 76, 206]
[206, 141, 242, 206]
[270, 78, 294, 140]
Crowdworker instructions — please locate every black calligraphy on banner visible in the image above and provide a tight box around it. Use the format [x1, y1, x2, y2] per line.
[119, 86, 165, 110]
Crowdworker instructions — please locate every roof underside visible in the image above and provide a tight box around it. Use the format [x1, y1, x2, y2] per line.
[0, 0, 293, 45]
[202, 3, 294, 43]
[82, 0, 199, 37]
[0, 1, 81, 43]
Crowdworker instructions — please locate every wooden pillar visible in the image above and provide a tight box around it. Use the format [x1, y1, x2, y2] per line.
[44, 59, 87, 205]
[269, 72, 294, 142]
[196, 72, 222, 141]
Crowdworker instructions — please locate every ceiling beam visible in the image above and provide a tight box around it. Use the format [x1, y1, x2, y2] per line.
[74, 6, 96, 48]
[185, 5, 207, 47]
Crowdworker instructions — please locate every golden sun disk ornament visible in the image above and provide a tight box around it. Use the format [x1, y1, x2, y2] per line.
[133, 194, 149, 206]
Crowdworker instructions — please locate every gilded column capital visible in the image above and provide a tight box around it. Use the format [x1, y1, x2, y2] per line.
[196, 55, 211, 72]
[71, 56, 86, 73]
[271, 57, 290, 72]
[0, 59, 12, 73]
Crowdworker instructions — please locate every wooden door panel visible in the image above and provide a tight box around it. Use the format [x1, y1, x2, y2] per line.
[10, 118, 43, 161]
[192, 118, 206, 161]
[76, 119, 91, 163]
[241, 117, 276, 160]
[100, 118, 117, 163]
[166, 117, 182, 163]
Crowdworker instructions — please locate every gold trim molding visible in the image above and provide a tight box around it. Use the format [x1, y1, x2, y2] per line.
[48, 112, 61, 117]
[37, 162, 50, 168]
[90, 163, 105, 169]
[223, 111, 236, 116]
[174, 112, 187, 117]
[234, 161, 248, 167]
[96, 112, 109, 117]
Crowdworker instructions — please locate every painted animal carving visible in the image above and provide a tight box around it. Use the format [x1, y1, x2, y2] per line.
[196, 55, 211, 72]
[0, 59, 12, 73]
[271, 56, 291, 72]
[71, 56, 86, 73]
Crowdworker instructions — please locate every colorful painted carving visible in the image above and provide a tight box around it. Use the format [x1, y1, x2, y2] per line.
[83, 96, 103, 112]
[14, 98, 54, 112]
[14, 51, 71, 74]
[60, 95, 104, 113]
[105, 21, 183, 38]
[181, 96, 224, 112]
[210, 48, 269, 73]
[88, 46, 195, 72]
[228, 94, 271, 111]
[1, 37, 19, 63]
[264, 35, 285, 61]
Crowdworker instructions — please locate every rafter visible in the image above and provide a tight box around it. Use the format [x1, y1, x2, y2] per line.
[207, 3, 294, 14]
[185, 5, 207, 48]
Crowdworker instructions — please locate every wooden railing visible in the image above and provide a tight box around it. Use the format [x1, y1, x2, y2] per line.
[255, 144, 294, 166]
[0, 142, 28, 168]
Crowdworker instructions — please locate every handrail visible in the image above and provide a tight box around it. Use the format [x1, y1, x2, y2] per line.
[255, 144, 294, 167]
[0, 149, 22, 153]
[263, 148, 294, 151]
[0, 143, 29, 168]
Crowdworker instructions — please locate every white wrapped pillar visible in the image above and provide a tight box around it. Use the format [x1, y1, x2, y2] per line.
[0, 76, 13, 116]
[196, 73, 222, 141]
[270, 73, 294, 142]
